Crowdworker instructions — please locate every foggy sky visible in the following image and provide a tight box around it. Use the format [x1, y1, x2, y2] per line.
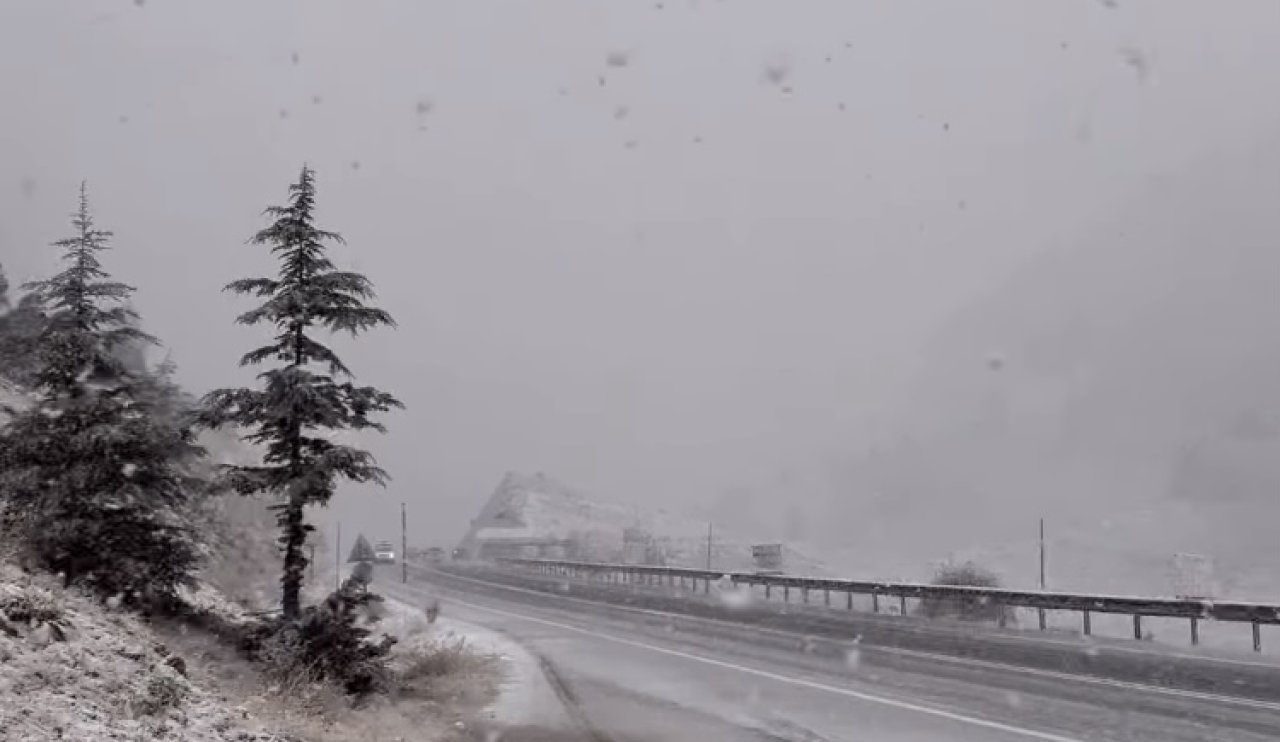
[3, 0, 1279, 550]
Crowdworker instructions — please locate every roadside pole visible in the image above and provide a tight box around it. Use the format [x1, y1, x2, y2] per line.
[401, 501, 408, 584]
[1038, 517, 1047, 630]
[705, 522, 713, 571]
[335, 522, 342, 591]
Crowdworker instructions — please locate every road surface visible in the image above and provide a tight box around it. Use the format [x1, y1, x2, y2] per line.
[378, 565, 1280, 742]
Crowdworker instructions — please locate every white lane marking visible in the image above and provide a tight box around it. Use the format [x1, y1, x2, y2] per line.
[414, 567, 1280, 712]
[425, 588, 1086, 742]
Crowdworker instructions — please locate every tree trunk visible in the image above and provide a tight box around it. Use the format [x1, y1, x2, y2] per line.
[280, 493, 307, 619]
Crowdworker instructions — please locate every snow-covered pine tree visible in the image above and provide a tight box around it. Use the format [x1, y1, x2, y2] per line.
[0, 261, 10, 313]
[0, 183, 204, 605]
[0, 291, 48, 386]
[198, 165, 402, 619]
[347, 533, 376, 563]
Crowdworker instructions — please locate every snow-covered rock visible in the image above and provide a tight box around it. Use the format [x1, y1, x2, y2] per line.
[459, 471, 827, 574]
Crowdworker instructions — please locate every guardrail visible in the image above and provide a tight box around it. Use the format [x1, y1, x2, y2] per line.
[498, 557, 1280, 652]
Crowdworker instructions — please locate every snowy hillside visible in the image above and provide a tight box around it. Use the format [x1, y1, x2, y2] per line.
[0, 560, 287, 742]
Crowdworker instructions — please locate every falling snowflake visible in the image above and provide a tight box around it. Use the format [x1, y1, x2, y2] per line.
[1119, 48, 1149, 83]
[605, 51, 630, 68]
[416, 98, 434, 116]
[762, 63, 790, 86]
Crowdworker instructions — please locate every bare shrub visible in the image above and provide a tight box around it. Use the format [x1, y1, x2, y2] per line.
[133, 670, 188, 716]
[919, 560, 1012, 623]
[394, 636, 496, 701]
[0, 580, 70, 640]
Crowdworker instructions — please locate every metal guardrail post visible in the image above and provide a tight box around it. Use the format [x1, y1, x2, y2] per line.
[1190, 617, 1199, 646]
[872, 592, 879, 613]
[1133, 614, 1143, 640]
[900, 595, 907, 616]
[1082, 610, 1092, 636]
[1254, 621, 1262, 653]
[1038, 608, 1047, 631]
[846, 591, 853, 610]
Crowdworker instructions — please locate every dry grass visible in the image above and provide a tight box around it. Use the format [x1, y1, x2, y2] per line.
[394, 635, 499, 703]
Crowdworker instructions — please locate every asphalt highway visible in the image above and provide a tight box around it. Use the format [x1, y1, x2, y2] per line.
[377, 564, 1280, 742]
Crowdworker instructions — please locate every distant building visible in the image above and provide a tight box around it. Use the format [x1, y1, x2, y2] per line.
[455, 471, 824, 573]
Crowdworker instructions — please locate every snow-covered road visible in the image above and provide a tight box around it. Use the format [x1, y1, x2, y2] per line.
[378, 566, 1280, 742]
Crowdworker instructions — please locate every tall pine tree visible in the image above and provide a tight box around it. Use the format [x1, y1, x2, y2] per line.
[0, 261, 10, 313]
[198, 166, 402, 618]
[0, 184, 203, 603]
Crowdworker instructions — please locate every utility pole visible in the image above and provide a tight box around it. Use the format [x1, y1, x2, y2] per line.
[1038, 517, 1047, 631]
[335, 521, 342, 591]
[1039, 517, 1046, 590]
[705, 522, 713, 571]
[401, 501, 408, 584]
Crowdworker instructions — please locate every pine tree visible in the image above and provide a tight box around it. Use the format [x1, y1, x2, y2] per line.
[347, 533, 376, 563]
[198, 166, 402, 619]
[0, 292, 48, 386]
[0, 262, 10, 313]
[23, 183, 154, 393]
[0, 184, 203, 605]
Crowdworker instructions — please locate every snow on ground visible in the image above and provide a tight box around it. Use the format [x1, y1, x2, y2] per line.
[380, 596, 568, 731]
[0, 560, 288, 742]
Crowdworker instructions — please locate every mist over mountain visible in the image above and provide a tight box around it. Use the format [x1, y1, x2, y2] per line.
[811, 129, 1280, 596]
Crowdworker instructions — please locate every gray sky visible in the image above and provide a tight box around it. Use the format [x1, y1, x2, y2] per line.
[3, 0, 1279, 551]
